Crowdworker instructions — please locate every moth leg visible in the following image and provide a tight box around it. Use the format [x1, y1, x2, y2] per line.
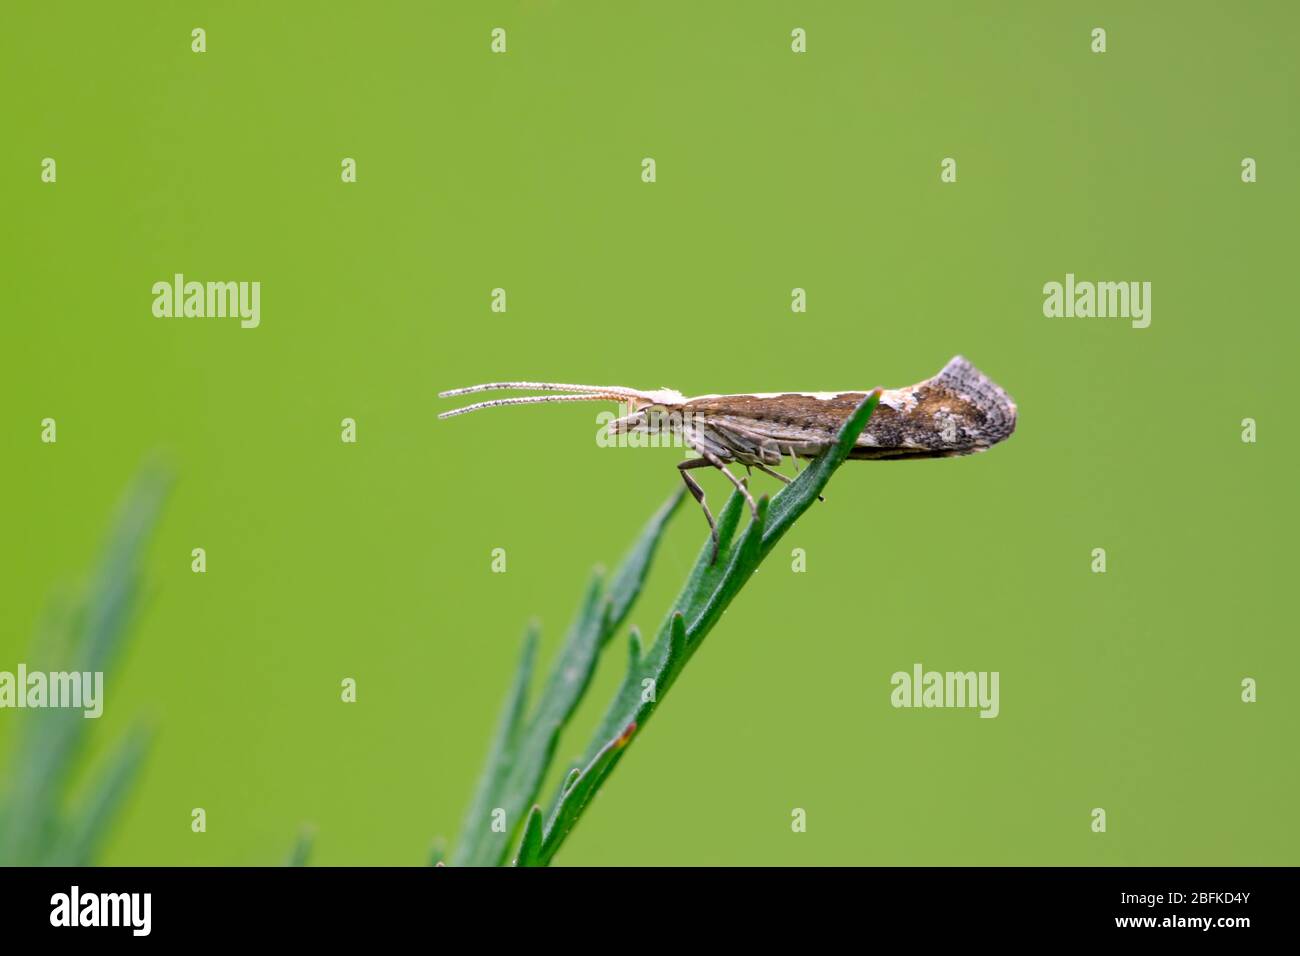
[785, 445, 802, 474]
[780, 446, 824, 502]
[678, 458, 719, 563]
[702, 450, 759, 520]
[754, 462, 792, 486]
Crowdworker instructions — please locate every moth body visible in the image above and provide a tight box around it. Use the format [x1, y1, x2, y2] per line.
[439, 356, 1016, 561]
[599, 355, 1016, 463]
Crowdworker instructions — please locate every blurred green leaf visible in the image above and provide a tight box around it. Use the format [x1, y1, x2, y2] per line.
[51, 725, 153, 866]
[285, 825, 317, 867]
[428, 837, 447, 867]
[0, 466, 170, 865]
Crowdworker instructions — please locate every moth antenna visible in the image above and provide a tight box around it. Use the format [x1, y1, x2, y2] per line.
[439, 393, 627, 420]
[439, 382, 644, 399]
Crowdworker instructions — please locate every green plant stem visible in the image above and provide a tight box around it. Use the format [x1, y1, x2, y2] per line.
[518, 391, 880, 865]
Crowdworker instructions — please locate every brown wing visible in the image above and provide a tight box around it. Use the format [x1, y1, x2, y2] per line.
[684, 356, 1017, 460]
[684, 393, 866, 451]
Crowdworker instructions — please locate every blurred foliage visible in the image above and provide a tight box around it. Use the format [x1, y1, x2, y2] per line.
[0, 468, 169, 865]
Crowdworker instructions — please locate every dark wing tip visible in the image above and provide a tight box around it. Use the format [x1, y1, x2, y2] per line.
[933, 356, 1017, 444]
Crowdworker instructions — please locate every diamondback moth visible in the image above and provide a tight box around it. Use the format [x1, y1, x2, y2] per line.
[439, 355, 1016, 561]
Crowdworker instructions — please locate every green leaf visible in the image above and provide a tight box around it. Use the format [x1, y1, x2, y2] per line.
[513, 806, 545, 866]
[450, 489, 683, 866]
[428, 837, 447, 867]
[518, 722, 637, 867]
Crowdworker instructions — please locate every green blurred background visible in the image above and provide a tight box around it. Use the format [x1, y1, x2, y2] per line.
[2, 1, 1296, 865]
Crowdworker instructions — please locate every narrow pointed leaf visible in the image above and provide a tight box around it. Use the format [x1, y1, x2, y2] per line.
[514, 805, 546, 867]
[0, 468, 169, 866]
[50, 726, 152, 866]
[284, 825, 316, 867]
[450, 624, 539, 865]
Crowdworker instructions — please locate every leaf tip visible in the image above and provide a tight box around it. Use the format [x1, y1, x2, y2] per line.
[562, 767, 582, 795]
[514, 804, 547, 867]
[428, 836, 447, 867]
[668, 611, 688, 656]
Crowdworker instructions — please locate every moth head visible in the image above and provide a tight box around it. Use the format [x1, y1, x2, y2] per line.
[604, 397, 687, 438]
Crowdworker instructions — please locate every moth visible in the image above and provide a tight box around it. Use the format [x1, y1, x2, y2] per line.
[440, 355, 1016, 561]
